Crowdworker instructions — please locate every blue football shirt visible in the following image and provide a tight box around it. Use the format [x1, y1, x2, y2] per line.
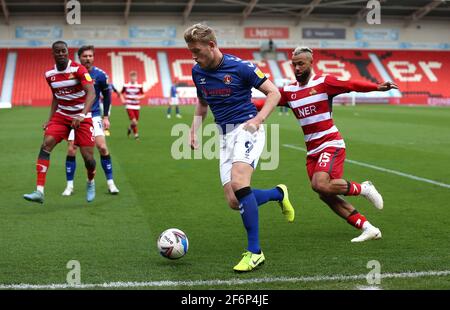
[89, 66, 111, 117]
[192, 54, 267, 132]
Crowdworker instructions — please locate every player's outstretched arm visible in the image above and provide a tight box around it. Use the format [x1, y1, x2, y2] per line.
[245, 79, 281, 132]
[190, 98, 208, 150]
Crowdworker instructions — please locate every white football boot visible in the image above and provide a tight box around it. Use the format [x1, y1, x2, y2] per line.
[361, 181, 383, 210]
[62, 186, 74, 196]
[108, 183, 120, 195]
[351, 222, 382, 243]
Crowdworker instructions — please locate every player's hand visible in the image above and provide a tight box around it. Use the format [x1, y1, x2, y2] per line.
[71, 115, 84, 129]
[378, 81, 398, 91]
[189, 132, 199, 150]
[102, 117, 110, 130]
[244, 116, 263, 133]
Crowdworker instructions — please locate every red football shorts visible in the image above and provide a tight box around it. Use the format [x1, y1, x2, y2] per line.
[126, 109, 140, 121]
[306, 147, 346, 180]
[44, 112, 95, 147]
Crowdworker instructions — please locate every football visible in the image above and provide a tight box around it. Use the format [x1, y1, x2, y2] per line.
[157, 228, 189, 259]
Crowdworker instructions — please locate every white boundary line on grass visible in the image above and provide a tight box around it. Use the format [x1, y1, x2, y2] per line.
[1, 270, 450, 289]
[283, 144, 450, 189]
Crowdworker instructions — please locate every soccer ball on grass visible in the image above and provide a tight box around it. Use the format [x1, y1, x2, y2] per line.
[157, 228, 189, 259]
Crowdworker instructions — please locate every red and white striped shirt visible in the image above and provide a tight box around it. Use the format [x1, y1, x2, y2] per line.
[122, 83, 144, 110]
[279, 75, 378, 156]
[45, 60, 93, 118]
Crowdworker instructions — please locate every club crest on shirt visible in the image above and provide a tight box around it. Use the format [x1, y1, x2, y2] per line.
[309, 88, 317, 95]
[223, 74, 232, 85]
[291, 94, 296, 100]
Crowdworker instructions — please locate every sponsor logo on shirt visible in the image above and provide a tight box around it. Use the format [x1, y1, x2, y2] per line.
[201, 86, 232, 97]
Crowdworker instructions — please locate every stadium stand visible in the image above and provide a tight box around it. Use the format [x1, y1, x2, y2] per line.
[2, 48, 449, 106]
[0, 49, 7, 95]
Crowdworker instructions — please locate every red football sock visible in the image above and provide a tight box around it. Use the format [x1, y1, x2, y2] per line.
[36, 158, 50, 187]
[346, 181, 361, 196]
[347, 211, 367, 229]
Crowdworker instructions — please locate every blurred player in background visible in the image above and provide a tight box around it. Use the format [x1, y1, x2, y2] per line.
[185, 23, 295, 273]
[120, 71, 144, 140]
[167, 79, 182, 119]
[277, 46, 398, 242]
[62, 45, 119, 196]
[24, 41, 97, 203]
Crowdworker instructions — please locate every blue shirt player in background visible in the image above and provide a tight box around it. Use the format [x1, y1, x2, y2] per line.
[167, 79, 182, 119]
[184, 24, 296, 273]
[62, 45, 120, 196]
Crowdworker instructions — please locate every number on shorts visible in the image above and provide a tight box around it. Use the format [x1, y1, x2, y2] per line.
[318, 152, 331, 167]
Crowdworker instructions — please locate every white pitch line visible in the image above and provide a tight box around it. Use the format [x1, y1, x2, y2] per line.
[283, 144, 450, 189]
[1, 270, 450, 290]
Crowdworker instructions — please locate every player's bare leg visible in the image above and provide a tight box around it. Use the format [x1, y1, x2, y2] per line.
[319, 193, 355, 219]
[311, 172, 383, 209]
[24, 135, 58, 203]
[96, 135, 119, 194]
[62, 141, 77, 196]
[80, 146, 96, 202]
[312, 172, 382, 242]
[128, 118, 139, 140]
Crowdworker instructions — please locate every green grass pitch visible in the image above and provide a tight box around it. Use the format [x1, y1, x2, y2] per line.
[1, 104, 449, 289]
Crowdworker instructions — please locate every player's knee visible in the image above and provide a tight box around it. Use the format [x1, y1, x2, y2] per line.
[230, 180, 246, 192]
[41, 138, 56, 152]
[97, 144, 109, 156]
[67, 146, 77, 156]
[311, 179, 330, 194]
